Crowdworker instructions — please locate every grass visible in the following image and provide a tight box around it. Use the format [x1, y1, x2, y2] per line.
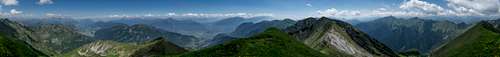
[180, 28, 327, 57]
[432, 22, 500, 57]
[0, 33, 47, 57]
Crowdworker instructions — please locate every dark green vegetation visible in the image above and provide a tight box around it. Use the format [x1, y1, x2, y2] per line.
[398, 49, 421, 57]
[356, 16, 468, 53]
[286, 17, 397, 57]
[0, 33, 46, 57]
[131, 37, 188, 57]
[431, 20, 500, 57]
[181, 28, 327, 57]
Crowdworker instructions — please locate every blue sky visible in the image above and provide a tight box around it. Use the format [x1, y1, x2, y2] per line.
[0, 0, 499, 19]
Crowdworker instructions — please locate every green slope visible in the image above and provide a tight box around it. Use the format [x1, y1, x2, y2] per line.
[431, 22, 500, 57]
[0, 33, 47, 57]
[131, 38, 188, 57]
[180, 28, 327, 57]
[61, 37, 187, 57]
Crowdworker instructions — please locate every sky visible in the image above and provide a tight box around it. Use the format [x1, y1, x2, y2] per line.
[0, 0, 499, 19]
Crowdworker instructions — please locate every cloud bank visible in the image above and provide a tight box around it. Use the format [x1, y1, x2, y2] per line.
[317, 0, 500, 18]
[1, 0, 18, 6]
[38, 0, 53, 5]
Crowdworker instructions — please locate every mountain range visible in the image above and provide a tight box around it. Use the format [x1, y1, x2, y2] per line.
[431, 19, 500, 57]
[0, 30, 47, 57]
[355, 16, 469, 53]
[286, 17, 397, 57]
[94, 24, 199, 49]
[1, 16, 499, 57]
[201, 19, 296, 48]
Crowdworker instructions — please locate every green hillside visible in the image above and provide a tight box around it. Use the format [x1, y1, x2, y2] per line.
[0, 33, 47, 57]
[180, 28, 327, 57]
[431, 22, 500, 57]
[61, 37, 187, 57]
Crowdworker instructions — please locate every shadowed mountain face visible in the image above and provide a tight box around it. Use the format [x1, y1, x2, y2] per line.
[181, 28, 328, 57]
[108, 18, 212, 38]
[209, 16, 271, 33]
[355, 16, 469, 53]
[431, 19, 500, 57]
[11, 17, 272, 40]
[0, 19, 35, 44]
[286, 17, 397, 57]
[94, 24, 199, 48]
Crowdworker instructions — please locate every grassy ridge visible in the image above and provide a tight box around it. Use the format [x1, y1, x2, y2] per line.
[0, 33, 47, 57]
[180, 28, 327, 57]
[432, 22, 500, 57]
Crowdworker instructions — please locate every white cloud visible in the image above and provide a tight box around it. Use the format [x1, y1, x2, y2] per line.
[1, 0, 18, 6]
[317, 8, 432, 18]
[317, 8, 362, 17]
[306, 3, 312, 7]
[177, 13, 274, 17]
[378, 8, 387, 11]
[167, 13, 176, 16]
[45, 13, 62, 17]
[38, 0, 53, 5]
[317, 0, 500, 18]
[447, 0, 500, 14]
[316, 0, 439, 18]
[9, 9, 21, 15]
[400, 0, 446, 14]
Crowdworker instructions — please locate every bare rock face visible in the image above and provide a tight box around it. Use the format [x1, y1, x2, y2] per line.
[68, 37, 187, 57]
[321, 27, 374, 57]
[286, 17, 397, 57]
[76, 41, 118, 57]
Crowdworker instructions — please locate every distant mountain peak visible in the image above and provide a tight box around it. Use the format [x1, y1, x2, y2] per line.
[287, 17, 397, 57]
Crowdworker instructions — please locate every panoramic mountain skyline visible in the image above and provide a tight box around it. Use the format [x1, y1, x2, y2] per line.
[0, 0, 499, 57]
[0, 0, 497, 20]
